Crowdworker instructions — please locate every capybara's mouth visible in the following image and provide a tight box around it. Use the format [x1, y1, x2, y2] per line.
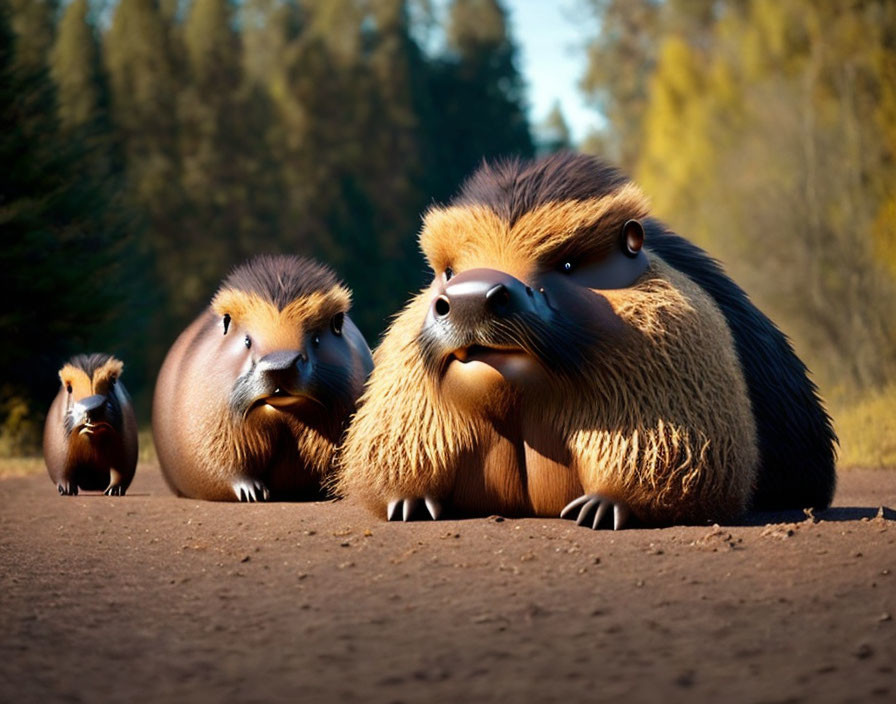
[448, 344, 528, 367]
[78, 422, 112, 436]
[252, 392, 322, 411]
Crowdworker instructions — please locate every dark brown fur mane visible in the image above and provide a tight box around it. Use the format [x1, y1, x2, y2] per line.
[66, 353, 117, 377]
[219, 255, 341, 310]
[452, 152, 630, 225]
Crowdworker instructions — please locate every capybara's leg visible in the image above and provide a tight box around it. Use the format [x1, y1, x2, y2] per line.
[57, 474, 78, 496]
[104, 469, 127, 496]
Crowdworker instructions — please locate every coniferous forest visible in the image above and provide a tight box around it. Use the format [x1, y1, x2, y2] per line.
[1, 0, 534, 450]
[2, 0, 895, 466]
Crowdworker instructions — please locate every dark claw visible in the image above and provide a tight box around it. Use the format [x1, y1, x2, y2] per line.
[57, 482, 78, 496]
[575, 498, 599, 527]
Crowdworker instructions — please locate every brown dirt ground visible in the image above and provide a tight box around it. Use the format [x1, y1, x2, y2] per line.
[1, 465, 894, 704]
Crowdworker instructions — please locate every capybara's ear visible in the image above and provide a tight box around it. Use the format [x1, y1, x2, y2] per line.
[94, 357, 124, 385]
[153, 255, 373, 503]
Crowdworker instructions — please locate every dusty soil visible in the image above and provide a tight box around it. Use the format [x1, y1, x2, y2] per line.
[1, 465, 894, 704]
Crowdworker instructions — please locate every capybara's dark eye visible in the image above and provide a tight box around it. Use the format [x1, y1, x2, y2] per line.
[66, 384, 72, 394]
[331, 312, 344, 336]
[244, 336, 251, 349]
[445, 267, 454, 281]
[223, 314, 231, 335]
[622, 219, 645, 257]
[562, 261, 573, 273]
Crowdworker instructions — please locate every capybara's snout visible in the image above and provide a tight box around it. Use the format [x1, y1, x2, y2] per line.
[253, 349, 310, 397]
[431, 268, 537, 328]
[69, 394, 111, 431]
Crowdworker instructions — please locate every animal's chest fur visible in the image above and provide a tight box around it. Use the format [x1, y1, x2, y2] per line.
[263, 430, 318, 498]
[450, 419, 582, 517]
[67, 436, 120, 489]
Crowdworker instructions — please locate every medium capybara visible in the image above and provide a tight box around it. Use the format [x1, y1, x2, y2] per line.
[153, 255, 372, 501]
[43, 354, 138, 496]
[337, 153, 836, 528]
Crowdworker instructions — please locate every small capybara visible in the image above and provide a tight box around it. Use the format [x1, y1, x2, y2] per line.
[153, 255, 373, 501]
[44, 354, 138, 496]
[337, 153, 836, 528]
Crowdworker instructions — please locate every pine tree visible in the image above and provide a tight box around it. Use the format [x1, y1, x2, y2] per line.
[180, 0, 254, 280]
[0, 2, 143, 453]
[579, 0, 660, 169]
[428, 0, 533, 200]
[537, 100, 572, 154]
[7, 0, 57, 74]
[242, 0, 303, 86]
[50, 0, 115, 178]
[105, 0, 185, 311]
[361, 0, 433, 326]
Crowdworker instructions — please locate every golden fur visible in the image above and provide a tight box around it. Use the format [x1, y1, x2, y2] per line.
[337, 176, 759, 524]
[212, 287, 351, 338]
[59, 358, 123, 398]
[197, 391, 339, 490]
[422, 184, 651, 276]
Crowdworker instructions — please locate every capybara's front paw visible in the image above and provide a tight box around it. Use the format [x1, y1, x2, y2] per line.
[232, 479, 270, 503]
[561, 494, 631, 530]
[104, 484, 126, 497]
[57, 481, 78, 496]
[387, 496, 442, 521]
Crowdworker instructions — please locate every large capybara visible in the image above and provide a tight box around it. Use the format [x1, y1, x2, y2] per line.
[44, 353, 138, 496]
[337, 153, 837, 528]
[153, 255, 373, 501]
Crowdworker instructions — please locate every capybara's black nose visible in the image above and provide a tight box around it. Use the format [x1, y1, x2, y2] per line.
[434, 268, 531, 323]
[257, 350, 305, 374]
[80, 394, 106, 421]
[256, 350, 307, 393]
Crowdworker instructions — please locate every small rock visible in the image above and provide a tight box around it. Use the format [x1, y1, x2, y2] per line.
[854, 642, 874, 659]
[761, 524, 797, 540]
[675, 670, 695, 688]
